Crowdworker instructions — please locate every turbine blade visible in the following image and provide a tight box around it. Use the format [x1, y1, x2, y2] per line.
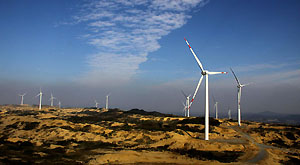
[230, 68, 241, 85]
[207, 71, 227, 75]
[189, 75, 204, 108]
[181, 90, 187, 98]
[242, 82, 253, 87]
[212, 93, 216, 103]
[184, 37, 204, 72]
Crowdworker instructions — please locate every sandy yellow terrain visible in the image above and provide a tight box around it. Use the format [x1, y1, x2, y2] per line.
[0, 105, 299, 164]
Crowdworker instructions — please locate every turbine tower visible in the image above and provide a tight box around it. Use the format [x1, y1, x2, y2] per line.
[18, 93, 26, 105]
[106, 93, 110, 110]
[230, 68, 251, 126]
[214, 102, 218, 119]
[182, 101, 187, 117]
[184, 38, 227, 140]
[35, 88, 43, 110]
[181, 90, 191, 117]
[95, 100, 99, 108]
[49, 93, 56, 106]
[228, 108, 231, 119]
[58, 101, 61, 109]
[212, 95, 218, 119]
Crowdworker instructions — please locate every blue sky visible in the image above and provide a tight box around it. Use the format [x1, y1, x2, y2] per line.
[1, 0, 300, 115]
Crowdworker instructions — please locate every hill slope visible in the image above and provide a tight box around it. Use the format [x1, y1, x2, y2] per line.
[0, 105, 299, 164]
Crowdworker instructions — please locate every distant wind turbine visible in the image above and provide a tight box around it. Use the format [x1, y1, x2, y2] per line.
[212, 94, 218, 119]
[185, 37, 227, 140]
[230, 68, 251, 126]
[181, 90, 191, 117]
[35, 88, 43, 110]
[58, 101, 61, 109]
[228, 108, 231, 119]
[95, 100, 99, 108]
[49, 93, 56, 106]
[106, 93, 110, 110]
[18, 93, 26, 105]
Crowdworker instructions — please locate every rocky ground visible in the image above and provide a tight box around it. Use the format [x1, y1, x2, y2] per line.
[0, 105, 299, 164]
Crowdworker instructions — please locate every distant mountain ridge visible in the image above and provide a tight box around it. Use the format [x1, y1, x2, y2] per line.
[242, 111, 300, 125]
[124, 109, 175, 117]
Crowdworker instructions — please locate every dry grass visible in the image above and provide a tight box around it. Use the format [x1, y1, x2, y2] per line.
[0, 105, 299, 164]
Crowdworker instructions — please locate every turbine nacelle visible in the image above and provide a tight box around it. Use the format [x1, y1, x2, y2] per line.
[238, 83, 250, 88]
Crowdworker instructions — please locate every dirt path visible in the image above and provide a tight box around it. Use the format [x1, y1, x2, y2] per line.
[229, 126, 269, 164]
[229, 125, 299, 164]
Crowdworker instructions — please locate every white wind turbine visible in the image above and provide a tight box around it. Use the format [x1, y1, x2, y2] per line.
[212, 94, 219, 119]
[35, 88, 43, 110]
[181, 90, 191, 117]
[95, 100, 99, 108]
[49, 93, 56, 106]
[18, 93, 26, 105]
[58, 101, 61, 109]
[105, 93, 110, 110]
[230, 68, 251, 126]
[228, 108, 231, 119]
[214, 102, 218, 119]
[185, 38, 227, 140]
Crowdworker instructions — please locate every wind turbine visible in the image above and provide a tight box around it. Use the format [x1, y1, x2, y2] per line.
[95, 100, 99, 108]
[105, 93, 110, 110]
[49, 93, 56, 106]
[181, 90, 191, 117]
[230, 68, 251, 126]
[184, 38, 227, 140]
[58, 101, 61, 109]
[35, 88, 43, 110]
[212, 94, 218, 119]
[228, 108, 231, 119]
[18, 93, 26, 105]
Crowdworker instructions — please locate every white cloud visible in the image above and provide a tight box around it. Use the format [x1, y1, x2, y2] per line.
[89, 21, 115, 28]
[151, 0, 204, 11]
[72, 0, 206, 85]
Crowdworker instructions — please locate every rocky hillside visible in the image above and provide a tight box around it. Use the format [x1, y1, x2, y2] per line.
[0, 105, 299, 164]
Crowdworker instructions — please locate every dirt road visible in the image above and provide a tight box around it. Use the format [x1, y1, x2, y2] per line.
[229, 125, 298, 164]
[229, 126, 269, 164]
